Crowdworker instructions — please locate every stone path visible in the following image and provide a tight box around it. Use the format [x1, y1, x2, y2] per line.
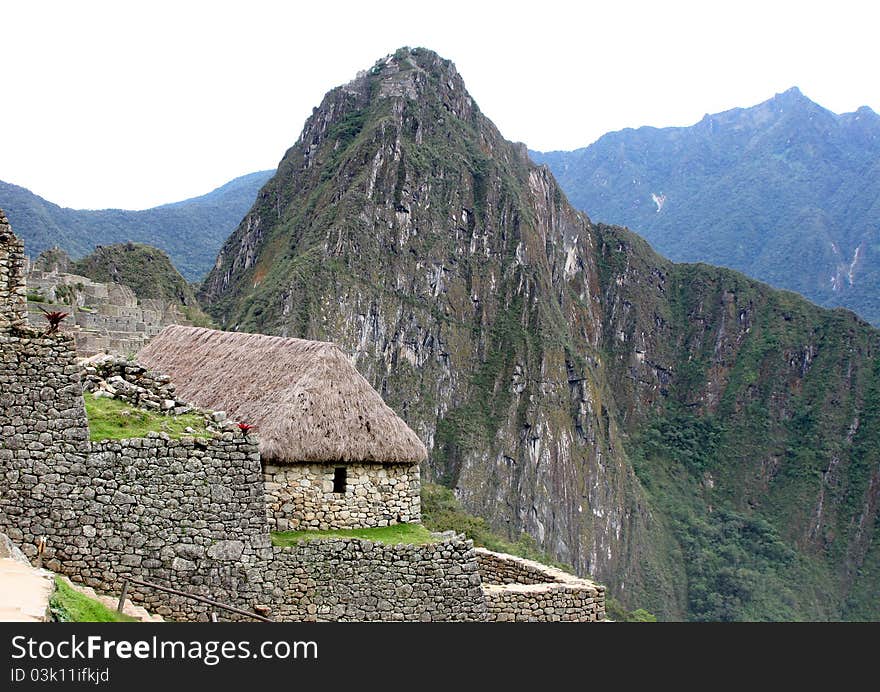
[0, 558, 55, 622]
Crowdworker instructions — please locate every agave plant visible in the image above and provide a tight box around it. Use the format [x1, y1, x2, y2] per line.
[39, 306, 69, 335]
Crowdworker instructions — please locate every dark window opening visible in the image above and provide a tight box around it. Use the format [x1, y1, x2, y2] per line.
[333, 467, 347, 494]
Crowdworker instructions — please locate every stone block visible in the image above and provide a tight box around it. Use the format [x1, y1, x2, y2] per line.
[206, 540, 245, 561]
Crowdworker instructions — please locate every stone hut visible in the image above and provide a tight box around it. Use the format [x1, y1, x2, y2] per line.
[138, 325, 427, 531]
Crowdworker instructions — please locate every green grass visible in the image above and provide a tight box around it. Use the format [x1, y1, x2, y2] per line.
[84, 392, 211, 441]
[49, 577, 137, 622]
[272, 523, 436, 546]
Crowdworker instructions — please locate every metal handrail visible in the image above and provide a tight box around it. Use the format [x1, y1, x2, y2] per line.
[118, 576, 273, 622]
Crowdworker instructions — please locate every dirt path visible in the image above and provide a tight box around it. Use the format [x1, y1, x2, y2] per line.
[0, 557, 55, 622]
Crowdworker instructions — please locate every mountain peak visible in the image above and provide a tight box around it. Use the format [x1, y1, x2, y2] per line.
[851, 104, 879, 119]
[198, 47, 880, 621]
[281, 47, 491, 190]
[342, 47, 474, 115]
[767, 86, 827, 115]
[775, 85, 807, 101]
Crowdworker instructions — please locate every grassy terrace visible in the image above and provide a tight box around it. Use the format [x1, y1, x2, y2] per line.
[84, 393, 211, 441]
[272, 523, 436, 546]
[50, 577, 136, 623]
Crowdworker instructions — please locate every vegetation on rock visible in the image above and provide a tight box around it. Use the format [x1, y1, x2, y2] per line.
[422, 483, 653, 622]
[84, 393, 210, 441]
[271, 523, 435, 546]
[421, 484, 569, 567]
[532, 88, 880, 325]
[49, 577, 136, 623]
[70, 243, 211, 325]
[197, 48, 880, 620]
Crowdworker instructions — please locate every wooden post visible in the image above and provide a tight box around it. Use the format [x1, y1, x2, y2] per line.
[35, 537, 46, 569]
[117, 579, 129, 613]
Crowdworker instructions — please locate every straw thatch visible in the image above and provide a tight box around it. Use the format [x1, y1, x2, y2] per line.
[137, 325, 427, 465]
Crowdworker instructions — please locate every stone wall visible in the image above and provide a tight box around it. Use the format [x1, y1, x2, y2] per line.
[476, 549, 606, 622]
[0, 333, 600, 622]
[482, 582, 605, 622]
[0, 332, 91, 482]
[64, 435, 274, 621]
[476, 548, 565, 585]
[0, 325, 485, 621]
[264, 462, 421, 531]
[264, 538, 485, 621]
[0, 230, 598, 622]
[0, 210, 28, 333]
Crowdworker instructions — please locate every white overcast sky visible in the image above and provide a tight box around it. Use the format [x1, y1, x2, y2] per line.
[2, 0, 878, 210]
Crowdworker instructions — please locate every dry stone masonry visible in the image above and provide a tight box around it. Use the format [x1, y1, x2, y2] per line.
[0, 332, 91, 474]
[0, 215, 604, 622]
[0, 211, 28, 333]
[0, 325, 488, 621]
[264, 462, 421, 530]
[476, 548, 606, 621]
[25, 262, 193, 357]
[266, 538, 485, 621]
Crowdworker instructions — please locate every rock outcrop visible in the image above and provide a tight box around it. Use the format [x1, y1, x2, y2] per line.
[199, 49, 880, 620]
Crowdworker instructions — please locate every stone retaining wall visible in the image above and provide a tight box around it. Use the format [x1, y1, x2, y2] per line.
[264, 462, 421, 531]
[25, 266, 192, 358]
[0, 331, 600, 623]
[264, 538, 485, 621]
[0, 325, 486, 621]
[475, 549, 606, 622]
[476, 547, 564, 585]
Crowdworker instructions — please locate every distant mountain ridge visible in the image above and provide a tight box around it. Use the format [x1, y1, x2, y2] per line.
[531, 87, 880, 325]
[198, 49, 880, 620]
[0, 170, 274, 281]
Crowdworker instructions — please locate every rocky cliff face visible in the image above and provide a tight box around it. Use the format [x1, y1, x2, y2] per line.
[201, 49, 880, 619]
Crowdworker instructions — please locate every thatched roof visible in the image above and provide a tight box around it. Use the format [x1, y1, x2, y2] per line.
[137, 325, 427, 465]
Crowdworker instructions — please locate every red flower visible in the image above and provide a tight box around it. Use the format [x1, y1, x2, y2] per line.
[238, 422, 254, 435]
[39, 306, 69, 335]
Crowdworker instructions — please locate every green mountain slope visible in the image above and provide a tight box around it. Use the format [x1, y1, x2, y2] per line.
[531, 88, 880, 325]
[0, 170, 273, 281]
[70, 243, 209, 323]
[200, 48, 880, 620]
